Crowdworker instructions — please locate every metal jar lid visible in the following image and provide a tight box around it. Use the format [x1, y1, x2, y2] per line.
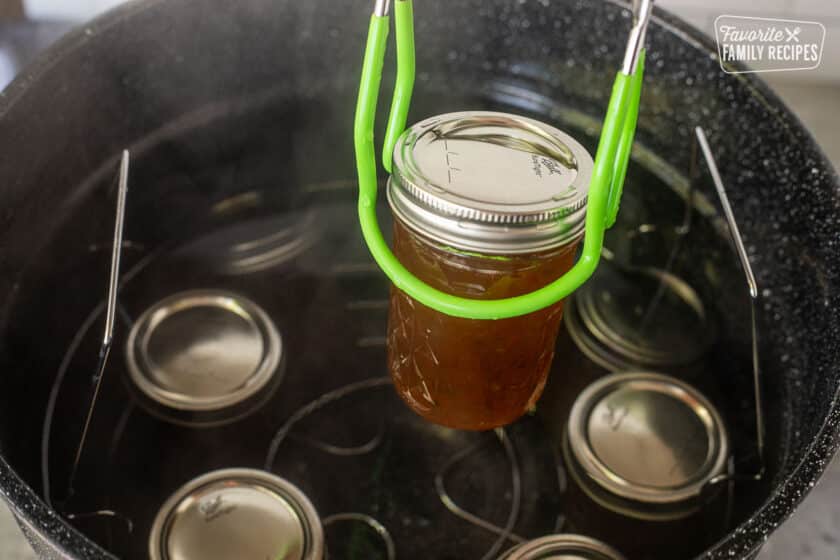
[566, 262, 714, 371]
[150, 469, 324, 560]
[388, 111, 593, 254]
[564, 372, 729, 521]
[126, 290, 283, 425]
[174, 211, 323, 275]
[498, 534, 626, 560]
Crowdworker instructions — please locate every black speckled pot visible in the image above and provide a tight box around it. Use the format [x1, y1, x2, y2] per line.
[0, 1, 838, 559]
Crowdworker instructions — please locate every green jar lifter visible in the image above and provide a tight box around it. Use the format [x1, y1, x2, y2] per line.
[354, 0, 652, 320]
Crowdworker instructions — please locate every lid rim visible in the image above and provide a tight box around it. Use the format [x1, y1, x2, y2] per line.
[388, 181, 587, 255]
[499, 534, 626, 560]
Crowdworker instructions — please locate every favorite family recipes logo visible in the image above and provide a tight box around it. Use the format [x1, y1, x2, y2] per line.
[715, 15, 825, 74]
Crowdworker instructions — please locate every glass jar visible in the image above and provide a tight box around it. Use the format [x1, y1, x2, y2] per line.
[386, 111, 593, 430]
[560, 372, 731, 558]
[563, 258, 715, 379]
[498, 534, 626, 560]
[149, 469, 324, 560]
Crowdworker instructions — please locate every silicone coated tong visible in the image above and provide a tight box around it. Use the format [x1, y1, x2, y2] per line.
[354, 0, 653, 320]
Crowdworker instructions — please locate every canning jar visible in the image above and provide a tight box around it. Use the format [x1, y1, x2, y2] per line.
[538, 255, 717, 450]
[125, 290, 284, 427]
[149, 469, 324, 560]
[498, 534, 626, 560]
[564, 258, 715, 379]
[560, 372, 731, 558]
[386, 111, 593, 430]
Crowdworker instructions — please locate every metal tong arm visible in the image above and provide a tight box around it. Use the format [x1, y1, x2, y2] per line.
[696, 127, 765, 473]
[607, 0, 653, 227]
[354, 0, 651, 320]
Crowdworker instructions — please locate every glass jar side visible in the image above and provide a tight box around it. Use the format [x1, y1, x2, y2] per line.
[387, 219, 580, 430]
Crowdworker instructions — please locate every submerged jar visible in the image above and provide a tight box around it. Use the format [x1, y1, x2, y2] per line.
[498, 534, 626, 560]
[561, 372, 731, 558]
[386, 111, 593, 430]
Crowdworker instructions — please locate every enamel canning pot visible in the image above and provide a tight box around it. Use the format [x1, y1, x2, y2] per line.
[0, 1, 838, 559]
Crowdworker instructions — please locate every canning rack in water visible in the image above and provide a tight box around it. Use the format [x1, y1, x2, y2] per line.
[36, 123, 768, 559]
[37, 151, 530, 559]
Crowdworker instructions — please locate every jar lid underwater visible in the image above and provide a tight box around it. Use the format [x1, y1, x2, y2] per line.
[126, 290, 283, 426]
[388, 111, 593, 255]
[564, 372, 729, 521]
[498, 534, 626, 560]
[565, 262, 715, 372]
[149, 469, 323, 560]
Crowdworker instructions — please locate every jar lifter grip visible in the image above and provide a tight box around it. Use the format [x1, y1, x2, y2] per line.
[354, 0, 651, 320]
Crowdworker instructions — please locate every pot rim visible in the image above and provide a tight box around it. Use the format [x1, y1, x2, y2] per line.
[0, 2, 838, 559]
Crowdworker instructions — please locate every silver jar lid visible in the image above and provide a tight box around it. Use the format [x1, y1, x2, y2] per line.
[566, 263, 714, 371]
[498, 534, 626, 560]
[174, 211, 323, 275]
[126, 290, 282, 425]
[150, 469, 323, 560]
[388, 111, 593, 254]
[565, 372, 729, 521]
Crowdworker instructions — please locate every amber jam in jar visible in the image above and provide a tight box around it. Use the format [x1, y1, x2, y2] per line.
[389, 220, 578, 429]
[386, 111, 593, 430]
